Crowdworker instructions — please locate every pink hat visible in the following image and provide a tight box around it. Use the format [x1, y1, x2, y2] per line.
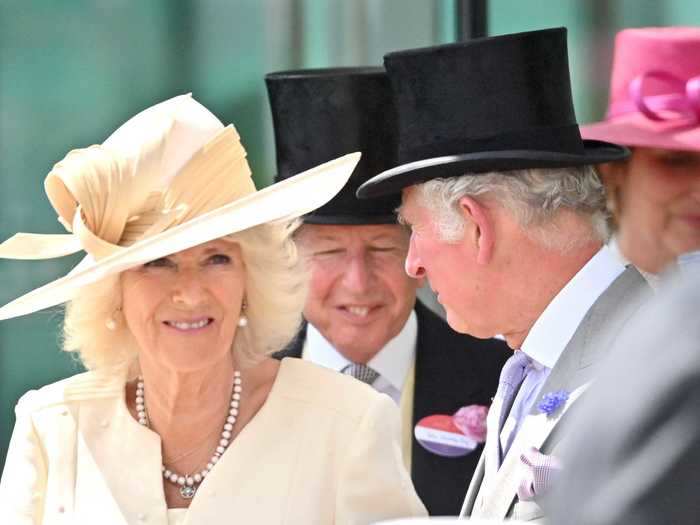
[581, 27, 700, 153]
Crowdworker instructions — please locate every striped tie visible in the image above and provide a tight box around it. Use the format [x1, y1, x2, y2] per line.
[341, 363, 380, 385]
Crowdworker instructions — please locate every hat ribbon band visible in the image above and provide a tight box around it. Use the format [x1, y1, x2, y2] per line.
[607, 70, 700, 123]
[398, 124, 584, 164]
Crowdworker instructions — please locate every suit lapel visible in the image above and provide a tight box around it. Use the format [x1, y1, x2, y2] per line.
[530, 265, 649, 419]
[459, 451, 485, 517]
[67, 372, 168, 524]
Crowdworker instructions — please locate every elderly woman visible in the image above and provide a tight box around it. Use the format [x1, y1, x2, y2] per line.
[0, 95, 426, 524]
[582, 27, 700, 277]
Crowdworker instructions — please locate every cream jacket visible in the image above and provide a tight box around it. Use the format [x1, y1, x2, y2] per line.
[0, 357, 427, 524]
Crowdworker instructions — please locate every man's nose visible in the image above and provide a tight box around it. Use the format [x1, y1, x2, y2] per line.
[342, 254, 374, 292]
[405, 235, 425, 279]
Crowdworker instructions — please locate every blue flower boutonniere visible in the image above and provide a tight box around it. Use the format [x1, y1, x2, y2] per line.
[537, 390, 570, 417]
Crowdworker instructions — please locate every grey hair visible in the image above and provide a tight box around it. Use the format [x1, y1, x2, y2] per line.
[417, 166, 609, 250]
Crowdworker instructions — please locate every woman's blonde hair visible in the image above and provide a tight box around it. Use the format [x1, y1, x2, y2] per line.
[62, 220, 307, 372]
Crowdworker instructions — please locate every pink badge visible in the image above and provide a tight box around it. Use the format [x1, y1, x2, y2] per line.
[414, 414, 479, 457]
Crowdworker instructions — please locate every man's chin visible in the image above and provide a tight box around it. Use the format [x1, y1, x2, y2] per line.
[444, 311, 469, 334]
[444, 312, 490, 339]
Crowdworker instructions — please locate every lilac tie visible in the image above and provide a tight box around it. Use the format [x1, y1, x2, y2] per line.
[485, 351, 532, 474]
[342, 363, 379, 385]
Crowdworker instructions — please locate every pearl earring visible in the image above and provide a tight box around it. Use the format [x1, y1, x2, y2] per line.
[238, 300, 248, 327]
[106, 307, 121, 331]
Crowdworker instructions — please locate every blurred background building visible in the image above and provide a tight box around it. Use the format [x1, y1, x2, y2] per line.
[1, 0, 699, 467]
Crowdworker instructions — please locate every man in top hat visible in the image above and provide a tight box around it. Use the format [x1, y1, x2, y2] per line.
[266, 67, 510, 516]
[357, 28, 650, 521]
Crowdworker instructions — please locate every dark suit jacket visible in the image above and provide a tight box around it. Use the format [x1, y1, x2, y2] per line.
[274, 300, 511, 515]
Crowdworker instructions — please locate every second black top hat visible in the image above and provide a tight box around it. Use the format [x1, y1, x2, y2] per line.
[358, 27, 629, 198]
[266, 67, 400, 224]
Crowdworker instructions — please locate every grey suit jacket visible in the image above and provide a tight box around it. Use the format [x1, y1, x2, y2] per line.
[461, 265, 649, 521]
[546, 273, 700, 525]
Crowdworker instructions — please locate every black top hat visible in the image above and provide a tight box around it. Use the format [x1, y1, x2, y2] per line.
[266, 67, 400, 224]
[357, 27, 629, 198]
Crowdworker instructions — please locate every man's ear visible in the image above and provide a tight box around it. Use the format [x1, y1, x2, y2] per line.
[458, 196, 493, 265]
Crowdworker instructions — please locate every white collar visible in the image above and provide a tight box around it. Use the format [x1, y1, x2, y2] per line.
[607, 236, 629, 267]
[304, 310, 417, 392]
[520, 245, 625, 369]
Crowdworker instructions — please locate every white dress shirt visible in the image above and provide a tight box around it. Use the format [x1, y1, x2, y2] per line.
[500, 246, 626, 453]
[304, 310, 418, 404]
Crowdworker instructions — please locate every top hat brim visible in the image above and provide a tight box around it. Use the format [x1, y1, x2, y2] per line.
[357, 140, 629, 198]
[0, 153, 361, 321]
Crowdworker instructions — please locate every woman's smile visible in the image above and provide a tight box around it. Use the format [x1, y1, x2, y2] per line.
[163, 317, 215, 332]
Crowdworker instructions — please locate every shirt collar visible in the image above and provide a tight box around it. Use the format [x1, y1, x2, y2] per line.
[304, 310, 417, 392]
[520, 245, 625, 369]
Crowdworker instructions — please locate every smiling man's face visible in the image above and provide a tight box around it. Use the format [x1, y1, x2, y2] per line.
[297, 223, 420, 363]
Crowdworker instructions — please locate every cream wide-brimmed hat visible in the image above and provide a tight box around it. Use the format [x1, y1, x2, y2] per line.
[0, 94, 360, 321]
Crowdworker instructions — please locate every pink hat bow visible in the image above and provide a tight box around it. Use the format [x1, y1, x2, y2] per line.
[608, 70, 700, 123]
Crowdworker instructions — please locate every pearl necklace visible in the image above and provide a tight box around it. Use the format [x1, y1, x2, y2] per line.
[135, 370, 242, 499]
